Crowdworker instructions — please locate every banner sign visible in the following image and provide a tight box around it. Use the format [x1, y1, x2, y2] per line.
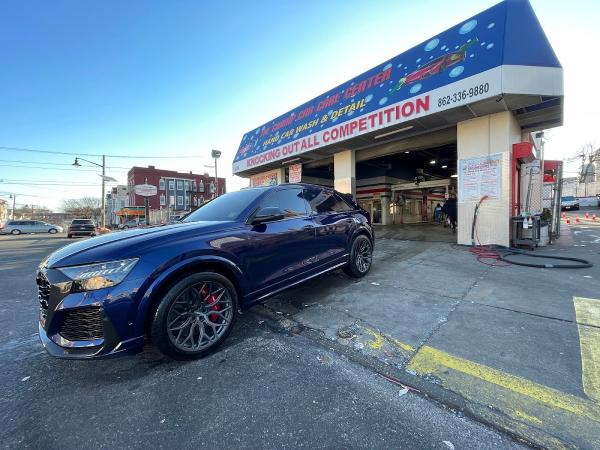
[233, 3, 509, 174]
[233, 1, 562, 175]
[251, 170, 279, 187]
[288, 164, 302, 183]
[459, 153, 503, 201]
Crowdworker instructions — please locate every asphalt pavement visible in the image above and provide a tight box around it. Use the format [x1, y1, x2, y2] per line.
[0, 233, 524, 450]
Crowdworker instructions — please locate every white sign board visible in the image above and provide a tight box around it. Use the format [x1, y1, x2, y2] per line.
[135, 184, 158, 197]
[288, 164, 302, 183]
[459, 153, 502, 201]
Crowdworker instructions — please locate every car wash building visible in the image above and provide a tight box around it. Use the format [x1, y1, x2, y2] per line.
[232, 0, 562, 247]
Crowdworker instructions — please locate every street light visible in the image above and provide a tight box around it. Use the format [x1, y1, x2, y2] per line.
[73, 156, 117, 228]
[211, 149, 221, 198]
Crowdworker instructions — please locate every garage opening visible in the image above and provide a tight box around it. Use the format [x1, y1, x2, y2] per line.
[355, 143, 457, 242]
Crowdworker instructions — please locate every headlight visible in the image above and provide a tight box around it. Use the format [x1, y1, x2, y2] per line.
[57, 258, 138, 292]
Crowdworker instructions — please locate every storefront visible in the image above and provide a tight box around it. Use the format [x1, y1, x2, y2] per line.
[232, 0, 563, 247]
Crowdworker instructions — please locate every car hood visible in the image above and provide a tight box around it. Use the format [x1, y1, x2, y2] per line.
[44, 221, 239, 269]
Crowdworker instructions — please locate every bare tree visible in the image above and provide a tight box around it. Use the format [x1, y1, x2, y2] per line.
[61, 197, 101, 219]
[568, 142, 599, 196]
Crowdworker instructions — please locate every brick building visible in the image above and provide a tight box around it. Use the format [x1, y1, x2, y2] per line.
[127, 166, 226, 213]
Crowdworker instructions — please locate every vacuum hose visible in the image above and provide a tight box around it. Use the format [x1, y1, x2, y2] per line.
[499, 248, 593, 269]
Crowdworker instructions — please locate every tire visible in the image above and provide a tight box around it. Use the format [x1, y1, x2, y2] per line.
[343, 234, 373, 278]
[11, 229, 21, 235]
[48, 228, 57, 234]
[150, 272, 238, 360]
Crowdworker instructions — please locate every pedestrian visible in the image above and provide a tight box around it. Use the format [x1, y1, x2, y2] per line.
[441, 195, 457, 232]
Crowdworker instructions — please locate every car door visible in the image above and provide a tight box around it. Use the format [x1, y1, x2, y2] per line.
[32, 221, 46, 233]
[244, 187, 317, 296]
[304, 187, 356, 266]
[22, 221, 37, 233]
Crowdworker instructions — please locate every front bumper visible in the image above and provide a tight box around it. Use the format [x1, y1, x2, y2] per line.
[37, 268, 146, 359]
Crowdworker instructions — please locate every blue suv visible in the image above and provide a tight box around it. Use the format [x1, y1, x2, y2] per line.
[36, 183, 374, 359]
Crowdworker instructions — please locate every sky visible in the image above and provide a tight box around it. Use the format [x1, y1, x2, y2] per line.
[1, 0, 598, 211]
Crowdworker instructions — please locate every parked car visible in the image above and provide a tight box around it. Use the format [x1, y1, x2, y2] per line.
[561, 196, 580, 211]
[118, 219, 146, 230]
[67, 219, 97, 238]
[0, 220, 63, 235]
[36, 183, 373, 360]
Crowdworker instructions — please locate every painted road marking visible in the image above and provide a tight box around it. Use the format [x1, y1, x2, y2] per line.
[405, 344, 600, 448]
[574, 297, 600, 403]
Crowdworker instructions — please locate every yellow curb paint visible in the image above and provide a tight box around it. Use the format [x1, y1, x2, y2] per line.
[514, 410, 543, 425]
[406, 345, 600, 423]
[574, 297, 600, 403]
[364, 328, 385, 350]
[389, 337, 416, 353]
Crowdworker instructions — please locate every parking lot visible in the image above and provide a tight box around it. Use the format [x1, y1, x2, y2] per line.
[0, 233, 526, 449]
[1, 214, 599, 449]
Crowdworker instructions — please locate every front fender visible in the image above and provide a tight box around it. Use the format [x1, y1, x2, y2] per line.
[132, 255, 245, 337]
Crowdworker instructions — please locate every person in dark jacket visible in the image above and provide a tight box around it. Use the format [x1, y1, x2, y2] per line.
[441, 196, 457, 232]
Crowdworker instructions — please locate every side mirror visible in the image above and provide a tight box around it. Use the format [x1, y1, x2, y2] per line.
[251, 206, 285, 225]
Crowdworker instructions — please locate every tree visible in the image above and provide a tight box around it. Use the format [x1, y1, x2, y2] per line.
[568, 142, 599, 196]
[61, 197, 101, 219]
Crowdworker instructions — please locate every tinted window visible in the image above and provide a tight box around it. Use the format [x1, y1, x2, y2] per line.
[7, 221, 17, 225]
[261, 188, 308, 218]
[183, 188, 268, 222]
[305, 188, 353, 214]
[562, 196, 575, 201]
[72, 219, 93, 224]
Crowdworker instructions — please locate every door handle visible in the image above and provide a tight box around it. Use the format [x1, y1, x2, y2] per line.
[302, 225, 315, 230]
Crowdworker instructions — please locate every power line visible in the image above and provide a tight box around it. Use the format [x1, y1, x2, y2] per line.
[0, 164, 117, 172]
[0, 145, 210, 159]
[0, 159, 132, 169]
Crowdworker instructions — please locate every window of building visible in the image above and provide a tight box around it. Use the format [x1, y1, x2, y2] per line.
[199, 196, 205, 204]
[192, 180, 197, 192]
[193, 197, 198, 206]
[199, 180, 205, 192]
[159, 179, 165, 190]
[160, 194, 166, 206]
[184, 180, 190, 191]
[170, 195, 175, 206]
[209, 181, 215, 193]
[177, 195, 183, 206]
[177, 180, 184, 191]
[168, 180, 175, 190]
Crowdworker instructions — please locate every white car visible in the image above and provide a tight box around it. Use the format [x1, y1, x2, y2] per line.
[0, 220, 63, 235]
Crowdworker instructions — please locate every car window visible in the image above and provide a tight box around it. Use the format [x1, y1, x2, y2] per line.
[72, 219, 93, 224]
[561, 196, 575, 201]
[261, 188, 308, 218]
[183, 188, 268, 222]
[304, 188, 353, 214]
[26, 221, 35, 225]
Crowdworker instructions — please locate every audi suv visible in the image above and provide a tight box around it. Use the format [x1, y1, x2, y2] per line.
[36, 184, 373, 360]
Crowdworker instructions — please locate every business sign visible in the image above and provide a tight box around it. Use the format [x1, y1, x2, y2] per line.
[233, 1, 561, 175]
[251, 170, 279, 187]
[288, 164, 302, 183]
[134, 184, 158, 197]
[459, 153, 503, 201]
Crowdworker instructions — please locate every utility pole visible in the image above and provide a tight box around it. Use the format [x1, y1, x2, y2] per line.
[10, 194, 15, 220]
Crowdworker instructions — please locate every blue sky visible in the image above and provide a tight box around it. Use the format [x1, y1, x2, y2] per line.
[0, 0, 598, 210]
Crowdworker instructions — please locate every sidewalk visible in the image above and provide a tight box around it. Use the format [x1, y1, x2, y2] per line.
[257, 224, 600, 449]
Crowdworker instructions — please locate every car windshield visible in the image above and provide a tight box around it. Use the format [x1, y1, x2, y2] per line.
[183, 188, 268, 222]
[562, 196, 575, 201]
[72, 219, 93, 224]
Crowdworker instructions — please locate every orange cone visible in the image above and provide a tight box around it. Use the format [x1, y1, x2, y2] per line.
[561, 212, 566, 219]
[593, 214, 598, 221]
[566, 217, 571, 224]
[576, 216, 581, 223]
[585, 212, 590, 219]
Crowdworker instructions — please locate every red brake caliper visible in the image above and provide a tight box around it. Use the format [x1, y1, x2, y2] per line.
[201, 286, 221, 322]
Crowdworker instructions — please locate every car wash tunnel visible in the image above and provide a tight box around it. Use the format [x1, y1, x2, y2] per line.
[232, 0, 563, 247]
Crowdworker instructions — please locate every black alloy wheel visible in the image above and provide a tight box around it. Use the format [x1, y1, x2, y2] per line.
[343, 235, 373, 278]
[150, 272, 237, 359]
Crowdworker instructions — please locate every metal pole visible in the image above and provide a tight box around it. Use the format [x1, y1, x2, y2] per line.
[101, 155, 106, 228]
[214, 158, 218, 198]
[144, 177, 149, 225]
[11, 194, 15, 220]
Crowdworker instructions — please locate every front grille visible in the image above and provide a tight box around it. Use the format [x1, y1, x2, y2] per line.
[36, 272, 51, 310]
[59, 307, 104, 341]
